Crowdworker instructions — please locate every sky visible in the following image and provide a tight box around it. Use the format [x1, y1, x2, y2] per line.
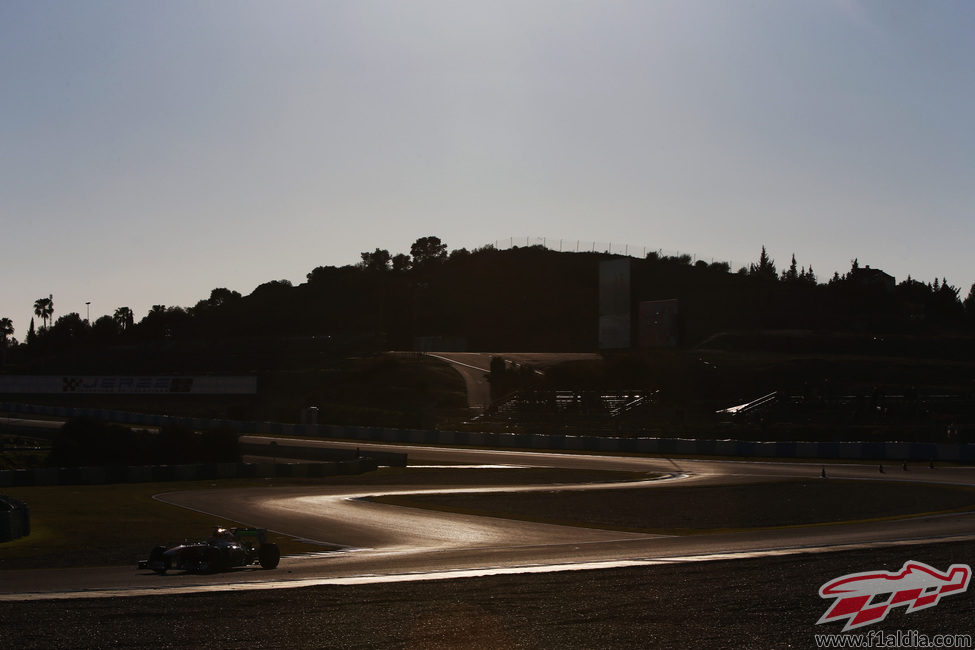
[2, 1, 974, 337]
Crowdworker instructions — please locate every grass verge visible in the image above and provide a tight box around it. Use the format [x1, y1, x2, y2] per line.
[0, 479, 329, 570]
[0, 466, 649, 569]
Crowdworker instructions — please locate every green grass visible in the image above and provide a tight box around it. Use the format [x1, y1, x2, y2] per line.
[0, 479, 328, 569]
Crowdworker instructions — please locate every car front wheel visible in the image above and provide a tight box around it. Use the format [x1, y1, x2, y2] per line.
[258, 543, 280, 569]
[148, 546, 169, 575]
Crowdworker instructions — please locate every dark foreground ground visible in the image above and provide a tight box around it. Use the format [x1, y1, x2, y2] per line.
[2, 540, 973, 649]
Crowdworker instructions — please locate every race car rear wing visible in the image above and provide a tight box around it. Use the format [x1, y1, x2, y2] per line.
[230, 527, 268, 545]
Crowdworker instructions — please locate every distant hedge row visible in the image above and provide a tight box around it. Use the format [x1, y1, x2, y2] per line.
[47, 416, 239, 467]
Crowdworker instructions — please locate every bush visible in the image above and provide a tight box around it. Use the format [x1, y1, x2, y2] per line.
[48, 417, 240, 467]
[156, 423, 240, 464]
[48, 417, 154, 467]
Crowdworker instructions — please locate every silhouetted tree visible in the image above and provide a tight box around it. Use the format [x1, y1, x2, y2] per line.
[802, 265, 817, 285]
[306, 264, 357, 284]
[748, 246, 777, 281]
[91, 314, 119, 340]
[781, 254, 799, 282]
[360, 248, 392, 271]
[207, 288, 241, 307]
[932, 278, 963, 322]
[391, 253, 412, 272]
[33, 294, 53, 330]
[965, 284, 975, 323]
[0, 317, 12, 366]
[136, 305, 190, 339]
[51, 313, 87, 340]
[114, 307, 134, 332]
[252, 279, 293, 294]
[245, 280, 295, 335]
[410, 236, 448, 268]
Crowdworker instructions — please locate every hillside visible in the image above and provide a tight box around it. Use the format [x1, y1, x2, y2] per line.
[3, 242, 975, 441]
[7, 242, 974, 361]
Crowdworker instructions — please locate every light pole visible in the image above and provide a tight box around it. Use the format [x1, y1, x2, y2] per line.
[85, 302, 90, 324]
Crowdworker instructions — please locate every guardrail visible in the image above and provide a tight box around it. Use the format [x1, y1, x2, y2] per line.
[240, 441, 407, 467]
[0, 495, 30, 542]
[3, 402, 973, 463]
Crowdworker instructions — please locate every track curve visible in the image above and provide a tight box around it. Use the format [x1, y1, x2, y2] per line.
[3, 443, 975, 601]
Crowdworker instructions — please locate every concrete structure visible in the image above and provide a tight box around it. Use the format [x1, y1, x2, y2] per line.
[598, 259, 632, 349]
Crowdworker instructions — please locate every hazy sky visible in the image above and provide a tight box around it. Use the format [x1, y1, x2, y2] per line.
[3, 1, 974, 336]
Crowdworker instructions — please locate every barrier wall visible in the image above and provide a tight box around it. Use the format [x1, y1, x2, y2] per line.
[3, 402, 973, 463]
[0, 458, 378, 488]
[239, 442, 407, 467]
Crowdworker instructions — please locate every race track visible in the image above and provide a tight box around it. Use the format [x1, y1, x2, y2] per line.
[3, 442, 975, 601]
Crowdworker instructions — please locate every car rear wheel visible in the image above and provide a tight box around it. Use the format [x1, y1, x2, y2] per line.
[258, 543, 280, 569]
[149, 546, 169, 575]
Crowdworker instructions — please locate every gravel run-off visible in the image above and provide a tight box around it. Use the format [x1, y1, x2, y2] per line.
[2, 540, 974, 649]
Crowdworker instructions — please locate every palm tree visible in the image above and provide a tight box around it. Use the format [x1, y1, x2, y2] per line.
[0, 317, 12, 366]
[113, 306, 134, 332]
[33, 295, 54, 330]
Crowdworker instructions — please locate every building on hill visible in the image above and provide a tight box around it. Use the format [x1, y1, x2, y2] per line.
[598, 259, 633, 349]
[599, 259, 685, 349]
[851, 265, 895, 292]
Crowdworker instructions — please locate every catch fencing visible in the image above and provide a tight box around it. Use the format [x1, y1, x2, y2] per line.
[492, 236, 745, 270]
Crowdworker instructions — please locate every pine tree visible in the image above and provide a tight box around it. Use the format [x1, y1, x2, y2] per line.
[804, 265, 817, 285]
[964, 284, 975, 321]
[749, 246, 777, 281]
[782, 254, 799, 282]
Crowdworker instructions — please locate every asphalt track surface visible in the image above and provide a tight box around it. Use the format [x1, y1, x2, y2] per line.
[3, 441, 975, 603]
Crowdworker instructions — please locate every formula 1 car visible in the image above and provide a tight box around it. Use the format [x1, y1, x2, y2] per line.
[140, 527, 280, 574]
